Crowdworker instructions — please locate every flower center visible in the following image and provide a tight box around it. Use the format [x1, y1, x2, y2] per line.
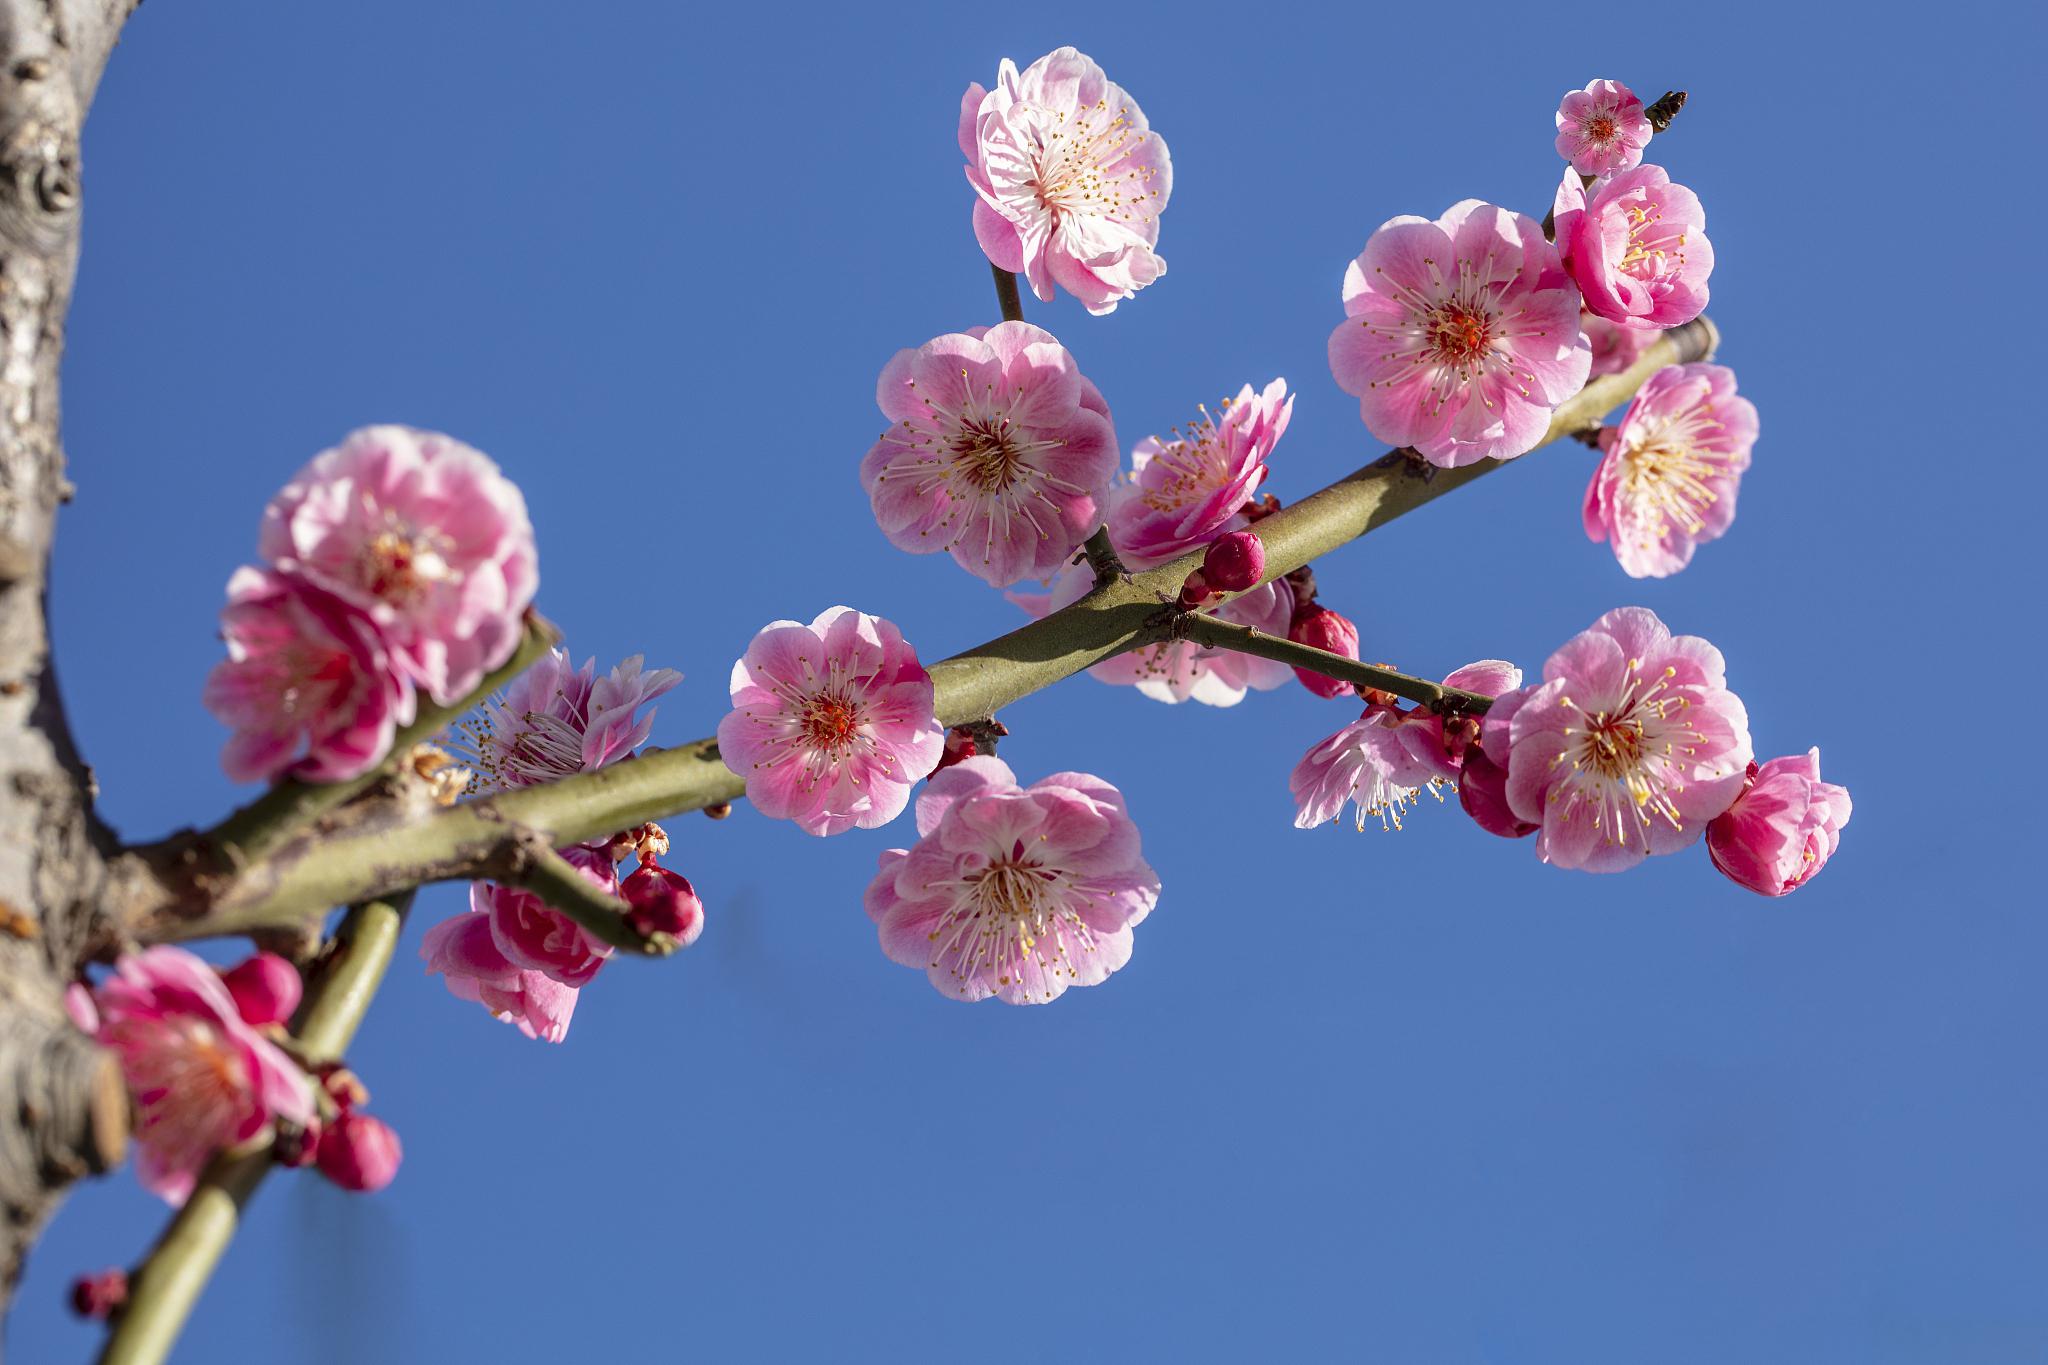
[950, 420, 1026, 492]
[1577, 711, 1647, 780]
[359, 523, 449, 607]
[1586, 113, 1618, 143]
[971, 858, 1052, 918]
[1427, 303, 1495, 365]
[799, 694, 862, 751]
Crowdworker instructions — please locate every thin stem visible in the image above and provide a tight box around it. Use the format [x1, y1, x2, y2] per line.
[1177, 615, 1492, 713]
[991, 264, 1025, 323]
[503, 844, 675, 956]
[1078, 525, 1127, 585]
[98, 893, 415, 1365]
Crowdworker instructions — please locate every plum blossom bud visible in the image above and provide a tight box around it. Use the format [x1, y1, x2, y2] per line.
[219, 952, 302, 1028]
[1705, 750, 1851, 896]
[621, 864, 705, 946]
[1456, 747, 1536, 839]
[1176, 567, 1219, 609]
[69, 1269, 128, 1320]
[1287, 605, 1361, 699]
[316, 1111, 403, 1193]
[1201, 531, 1265, 593]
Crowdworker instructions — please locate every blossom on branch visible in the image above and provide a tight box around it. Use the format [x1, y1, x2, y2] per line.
[460, 648, 681, 790]
[1329, 200, 1591, 467]
[864, 757, 1159, 1004]
[1554, 165, 1713, 331]
[960, 46, 1172, 314]
[1106, 379, 1291, 567]
[1583, 310, 1654, 378]
[421, 910, 580, 1043]
[1707, 750, 1852, 896]
[1555, 79, 1652, 177]
[476, 842, 619, 988]
[1584, 363, 1758, 578]
[66, 947, 315, 1205]
[718, 607, 945, 835]
[862, 322, 1119, 588]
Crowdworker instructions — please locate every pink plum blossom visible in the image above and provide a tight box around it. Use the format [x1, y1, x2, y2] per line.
[1287, 603, 1363, 699]
[1105, 380, 1291, 566]
[1555, 80, 1653, 177]
[219, 953, 302, 1028]
[718, 607, 945, 835]
[1290, 661, 1519, 831]
[421, 910, 579, 1043]
[959, 47, 1172, 314]
[862, 322, 1119, 588]
[474, 842, 618, 988]
[1554, 165, 1713, 331]
[204, 568, 414, 784]
[1329, 201, 1590, 467]
[1707, 750, 1852, 896]
[463, 648, 681, 789]
[864, 757, 1159, 1004]
[1458, 747, 1536, 839]
[1010, 563, 1297, 707]
[258, 425, 538, 703]
[66, 947, 314, 1204]
[1485, 607, 1751, 873]
[1585, 363, 1758, 578]
[1583, 310, 1654, 378]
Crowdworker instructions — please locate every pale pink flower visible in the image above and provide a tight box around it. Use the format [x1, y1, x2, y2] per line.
[1583, 310, 1654, 378]
[66, 947, 314, 1205]
[476, 842, 618, 988]
[1585, 363, 1759, 578]
[1010, 563, 1296, 706]
[1329, 201, 1591, 467]
[959, 47, 1172, 314]
[862, 322, 1119, 588]
[864, 757, 1159, 1004]
[1486, 607, 1751, 873]
[461, 648, 680, 789]
[1555, 79, 1652, 178]
[718, 607, 945, 835]
[204, 568, 414, 784]
[1707, 750, 1852, 896]
[1290, 661, 1518, 831]
[1106, 380, 1291, 566]
[420, 910, 579, 1043]
[258, 425, 538, 703]
[1554, 165, 1713, 331]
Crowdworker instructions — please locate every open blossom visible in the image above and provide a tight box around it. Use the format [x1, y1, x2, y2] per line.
[864, 757, 1159, 1004]
[1707, 750, 1852, 896]
[477, 842, 618, 987]
[258, 425, 538, 703]
[862, 322, 1119, 588]
[1583, 310, 1654, 378]
[421, 910, 579, 1042]
[1291, 661, 1519, 831]
[959, 47, 1172, 314]
[1329, 201, 1590, 467]
[66, 947, 314, 1204]
[1585, 363, 1758, 578]
[1555, 80, 1652, 177]
[204, 568, 414, 783]
[1010, 563, 1296, 706]
[1106, 380, 1291, 566]
[1486, 607, 1751, 873]
[1554, 165, 1712, 331]
[462, 649, 680, 789]
[718, 607, 944, 835]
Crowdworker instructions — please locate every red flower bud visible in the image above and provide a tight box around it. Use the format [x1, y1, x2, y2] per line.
[68, 1269, 128, 1320]
[1286, 604, 1361, 698]
[1457, 747, 1536, 839]
[621, 863, 705, 946]
[1176, 567, 1219, 609]
[316, 1111, 403, 1193]
[219, 952, 302, 1028]
[1200, 531, 1266, 593]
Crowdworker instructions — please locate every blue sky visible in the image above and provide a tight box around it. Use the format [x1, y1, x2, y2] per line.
[13, 2, 2044, 1361]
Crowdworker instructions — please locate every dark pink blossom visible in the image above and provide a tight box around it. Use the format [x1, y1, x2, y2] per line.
[1105, 379, 1291, 566]
[1707, 750, 1852, 896]
[1288, 604, 1362, 699]
[219, 952, 302, 1028]
[316, 1112, 402, 1192]
[477, 843, 618, 988]
[1554, 165, 1713, 331]
[421, 910, 579, 1043]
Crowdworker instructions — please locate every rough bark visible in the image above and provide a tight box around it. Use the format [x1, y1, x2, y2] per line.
[0, 0, 139, 1319]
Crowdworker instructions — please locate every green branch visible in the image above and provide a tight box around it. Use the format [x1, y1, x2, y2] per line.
[1175, 615, 1494, 713]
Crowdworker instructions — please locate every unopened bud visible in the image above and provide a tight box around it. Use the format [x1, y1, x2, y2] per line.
[1200, 531, 1265, 593]
[220, 952, 302, 1028]
[1176, 568, 1220, 609]
[316, 1111, 403, 1193]
[1457, 747, 1536, 839]
[1286, 604, 1361, 699]
[68, 1269, 128, 1320]
[928, 727, 979, 777]
[1440, 713, 1483, 762]
[621, 864, 705, 946]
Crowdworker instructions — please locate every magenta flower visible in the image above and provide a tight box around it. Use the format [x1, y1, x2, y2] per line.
[420, 910, 579, 1043]
[1583, 310, 1654, 378]
[1555, 79, 1652, 177]
[1106, 379, 1291, 566]
[316, 1112, 403, 1193]
[66, 947, 314, 1204]
[1707, 750, 1852, 896]
[959, 47, 1172, 314]
[204, 568, 414, 784]
[219, 953, 302, 1028]
[1457, 747, 1536, 839]
[475, 842, 618, 988]
[1486, 607, 1752, 873]
[463, 648, 680, 790]
[1554, 165, 1713, 331]
[863, 757, 1159, 1004]
[1329, 201, 1591, 467]
[1287, 603, 1363, 699]
[1585, 363, 1759, 579]
[862, 322, 1120, 588]
[718, 607, 945, 836]
[258, 425, 538, 703]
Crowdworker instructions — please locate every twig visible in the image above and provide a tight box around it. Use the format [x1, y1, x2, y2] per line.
[1078, 525, 1127, 586]
[990, 264, 1025, 323]
[1175, 616, 1492, 713]
[500, 843, 676, 956]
